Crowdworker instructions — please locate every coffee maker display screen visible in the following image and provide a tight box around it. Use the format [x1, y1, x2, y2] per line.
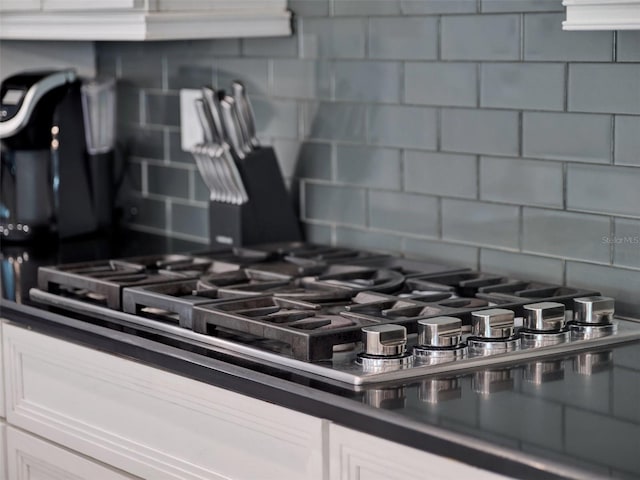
[2, 89, 25, 106]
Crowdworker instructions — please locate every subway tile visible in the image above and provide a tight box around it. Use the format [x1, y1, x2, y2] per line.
[194, 171, 209, 202]
[198, 39, 242, 57]
[403, 238, 479, 268]
[119, 54, 164, 89]
[304, 102, 367, 141]
[368, 17, 438, 60]
[304, 182, 366, 225]
[215, 59, 269, 96]
[613, 368, 640, 423]
[521, 444, 611, 479]
[303, 222, 333, 244]
[333, 0, 401, 15]
[479, 249, 564, 284]
[144, 92, 180, 127]
[151, 39, 240, 58]
[271, 59, 331, 99]
[96, 53, 117, 78]
[301, 17, 366, 58]
[480, 63, 565, 111]
[569, 64, 640, 115]
[404, 151, 477, 199]
[442, 199, 520, 249]
[480, 156, 563, 208]
[479, 394, 563, 449]
[566, 408, 640, 473]
[168, 130, 194, 164]
[441, 109, 519, 156]
[524, 13, 613, 61]
[147, 165, 189, 199]
[617, 31, 640, 62]
[116, 82, 140, 126]
[522, 208, 611, 263]
[125, 160, 143, 194]
[336, 145, 401, 189]
[128, 127, 165, 160]
[367, 105, 437, 149]
[567, 164, 640, 217]
[401, 0, 477, 14]
[251, 98, 298, 139]
[166, 57, 214, 90]
[288, 0, 330, 16]
[441, 15, 520, 61]
[242, 36, 298, 57]
[615, 345, 640, 371]
[481, 0, 563, 12]
[333, 61, 401, 103]
[128, 196, 166, 230]
[523, 112, 612, 163]
[613, 218, 640, 269]
[336, 226, 403, 253]
[369, 191, 439, 236]
[614, 116, 640, 167]
[171, 203, 208, 239]
[566, 262, 640, 315]
[405, 63, 477, 107]
[272, 139, 332, 180]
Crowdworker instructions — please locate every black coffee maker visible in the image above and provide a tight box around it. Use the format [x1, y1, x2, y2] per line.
[0, 69, 114, 242]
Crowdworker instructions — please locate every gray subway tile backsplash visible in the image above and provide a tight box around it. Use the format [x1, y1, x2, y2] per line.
[304, 182, 366, 225]
[301, 17, 366, 58]
[568, 64, 640, 115]
[523, 13, 613, 61]
[405, 62, 477, 107]
[567, 164, 640, 218]
[441, 14, 521, 61]
[333, 61, 402, 103]
[102, 5, 640, 312]
[368, 16, 438, 60]
[522, 112, 612, 163]
[522, 208, 611, 263]
[369, 190, 439, 236]
[442, 199, 520, 249]
[404, 151, 477, 199]
[441, 108, 519, 156]
[367, 105, 437, 149]
[480, 63, 565, 111]
[614, 116, 640, 167]
[336, 145, 401, 189]
[480, 156, 563, 208]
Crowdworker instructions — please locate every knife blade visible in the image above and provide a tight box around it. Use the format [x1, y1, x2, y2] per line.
[220, 96, 247, 160]
[201, 87, 225, 144]
[231, 80, 259, 148]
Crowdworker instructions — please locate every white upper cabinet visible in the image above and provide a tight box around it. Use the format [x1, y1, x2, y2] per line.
[0, 0, 291, 40]
[563, 0, 640, 30]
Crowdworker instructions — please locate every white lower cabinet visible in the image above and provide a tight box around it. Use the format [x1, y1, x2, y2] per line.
[329, 424, 511, 480]
[6, 426, 136, 480]
[0, 421, 7, 480]
[2, 323, 326, 480]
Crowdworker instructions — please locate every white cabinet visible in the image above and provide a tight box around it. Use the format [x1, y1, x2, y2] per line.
[0, 0, 291, 41]
[563, 0, 640, 30]
[6, 427, 136, 480]
[2, 323, 326, 480]
[0, 421, 7, 480]
[329, 424, 511, 480]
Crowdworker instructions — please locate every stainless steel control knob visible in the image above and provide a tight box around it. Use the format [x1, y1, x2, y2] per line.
[417, 317, 462, 348]
[362, 324, 407, 357]
[471, 309, 515, 339]
[574, 296, 614, 325]
[523, 302, 566, 332]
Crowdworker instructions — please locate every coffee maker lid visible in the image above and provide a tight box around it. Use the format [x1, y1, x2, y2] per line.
[0, 69, 76, 139]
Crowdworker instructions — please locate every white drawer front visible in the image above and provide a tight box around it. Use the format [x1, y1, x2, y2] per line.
[3, 323, 326, 480]
[7, 426, 137, 480]
[329, 424, 512, 480]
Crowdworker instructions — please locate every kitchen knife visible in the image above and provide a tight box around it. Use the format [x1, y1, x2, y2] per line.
[231, 80, 259, 148]
[220, 96, 247, 160]
[220, 143, 249, 204]
[201, 87, 225, 145]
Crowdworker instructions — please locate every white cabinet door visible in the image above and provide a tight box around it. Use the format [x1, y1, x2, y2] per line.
[6, 426, 137, 480]
[3, 323, 326, 480]
[329, 424, 512, 480]
[0, 320, 5, 419]
[0, 0, 40, 11]
[0, 421, 7, 480]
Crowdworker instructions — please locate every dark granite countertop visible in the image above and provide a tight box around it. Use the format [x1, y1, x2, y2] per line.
[2, 230, 639, 480]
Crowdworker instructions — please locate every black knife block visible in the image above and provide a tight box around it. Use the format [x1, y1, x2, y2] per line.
[208, 147, 302, 249]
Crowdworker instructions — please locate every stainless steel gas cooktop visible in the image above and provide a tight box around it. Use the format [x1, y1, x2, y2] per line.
[29, 243, 640, 388]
